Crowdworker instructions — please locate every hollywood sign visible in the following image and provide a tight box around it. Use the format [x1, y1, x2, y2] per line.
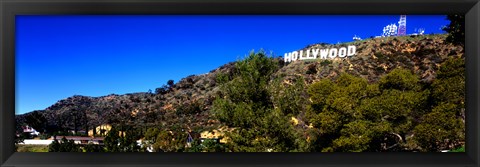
[284, 45, 357, 63]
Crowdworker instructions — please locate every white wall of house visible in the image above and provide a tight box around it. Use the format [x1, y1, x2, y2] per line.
[19, 139, 147, 149]
[20, 139, 54, 145]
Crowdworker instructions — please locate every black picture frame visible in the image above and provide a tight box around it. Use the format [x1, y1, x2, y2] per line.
[1, 0, 479, 167]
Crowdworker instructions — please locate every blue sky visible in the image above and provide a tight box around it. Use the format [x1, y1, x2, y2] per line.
[15, 15, 450, 115]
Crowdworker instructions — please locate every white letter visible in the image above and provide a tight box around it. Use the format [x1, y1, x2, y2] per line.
[347, 45, 356, 56]
[320, 49, 329, 59]
[299, 50, 305, 60]
[338, 47, 347, 58]
[284, 52, 292, 62]
[305, 49, 313, 59]
[312, 49, 320, 59]
[329, 48, 338, 58]
[292, 51, 298, 61]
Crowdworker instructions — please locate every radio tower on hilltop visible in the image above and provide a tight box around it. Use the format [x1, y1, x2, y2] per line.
[397, 15, 407, 36]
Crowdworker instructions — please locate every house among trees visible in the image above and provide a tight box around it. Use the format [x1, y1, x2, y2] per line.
[22, 125, 40, 136]
[199, 130, 227, 144]
[185, 130, 228, 148]
[88, 124, 113, 137]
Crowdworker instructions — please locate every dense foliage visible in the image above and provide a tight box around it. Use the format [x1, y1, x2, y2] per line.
[48, 137, 82, 152]
[213, 52, 464, 152]
[213, 51, 305, 152]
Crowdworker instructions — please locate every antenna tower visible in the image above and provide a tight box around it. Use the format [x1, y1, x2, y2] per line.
[398, 15, 407, 36]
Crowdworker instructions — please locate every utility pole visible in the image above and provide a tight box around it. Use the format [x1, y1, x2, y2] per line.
[398, 15, 407, 36]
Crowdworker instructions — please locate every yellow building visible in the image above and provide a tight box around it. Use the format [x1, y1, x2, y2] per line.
[199, 127, 233, 144]
[88, 124, 125, 137]
[88, 124, 112, 137]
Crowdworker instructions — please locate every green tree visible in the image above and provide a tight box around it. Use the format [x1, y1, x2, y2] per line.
[83, 143, 105, 152]
[378, 68, 420, 92]
[143, 127, 160, 150]
[213, 51, 278, 128]
[185, 138, 226, 152]
[48, 137, 81, 152]
[167, 80, 175, 88]
[14, 135, 24, 152]
[413, 110, 464, 151]
[48, 139, 61, 152]
[413, 57, 465, 151]
[307, 79, 335, 112]
[326, 74, 369, 118]
[152, 130, 174, 152]
[364, 69, 428, 150]
[155, 85, 169, 95]
[431, 57, 465, 107]
[306, 73, 371, 151]
[443, 14, 465, 45]
[213, 51, 302, 152]
[202, 139, 226, 152]
[119, 128, 142, 152]
[331, 120, 391, 152]
[153, 129, 189, 152]
[215, 72, 230, 85]
[186, 139, 204, 152]
[104, 126, 142, 152]
[104, 127, 121, 152]
[270, 76, 308, 117]
[306, 69, 428, 152]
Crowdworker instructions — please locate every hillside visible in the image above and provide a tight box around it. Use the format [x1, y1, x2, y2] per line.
[276, 34, 462, 85]
[16, 34, 465, 152]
